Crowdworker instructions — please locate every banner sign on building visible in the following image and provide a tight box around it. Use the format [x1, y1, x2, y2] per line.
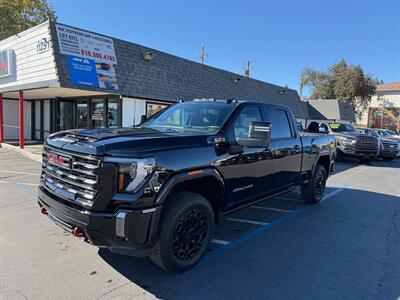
[56, 24, 118, 90]
[0, 49, 13, 78]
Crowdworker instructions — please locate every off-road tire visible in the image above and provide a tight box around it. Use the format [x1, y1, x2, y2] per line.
[150, 192, 214, 273]
[383, 157, 394, 162]
[359, 158, 372, 164]
[301, 164, 327, 204]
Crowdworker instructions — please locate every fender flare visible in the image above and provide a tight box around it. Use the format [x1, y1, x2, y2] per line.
[154, 167, 225, 207]
[312, 150, 332, 176]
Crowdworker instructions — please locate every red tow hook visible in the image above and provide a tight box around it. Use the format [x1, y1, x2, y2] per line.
[73, 227, 85, 238]
[41, 207, 48, 215]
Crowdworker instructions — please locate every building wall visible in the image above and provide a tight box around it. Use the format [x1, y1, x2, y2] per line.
[0, 21, 58, 92]
[3, 100, 31, 139]
[49, 22, 309, 119]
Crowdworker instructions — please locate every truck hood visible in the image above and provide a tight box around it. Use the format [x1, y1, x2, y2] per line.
[46, 127, 210, 156]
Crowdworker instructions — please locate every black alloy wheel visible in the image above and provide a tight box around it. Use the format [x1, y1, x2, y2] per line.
[172, 208, 208, 261]
[150, 192, 214, 272]
[314, 169, 326, 200]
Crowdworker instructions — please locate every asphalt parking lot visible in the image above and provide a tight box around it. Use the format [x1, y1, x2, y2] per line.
[1, 147, 400, 300]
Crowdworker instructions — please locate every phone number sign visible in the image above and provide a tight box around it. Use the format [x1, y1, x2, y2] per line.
[55, 23, 117, 64]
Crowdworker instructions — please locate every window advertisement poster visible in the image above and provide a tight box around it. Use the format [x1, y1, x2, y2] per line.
[56, 23, 119, 90]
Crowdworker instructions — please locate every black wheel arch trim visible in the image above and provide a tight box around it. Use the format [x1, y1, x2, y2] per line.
[154, 168, 225, 207]
[312, 150, 332, 177]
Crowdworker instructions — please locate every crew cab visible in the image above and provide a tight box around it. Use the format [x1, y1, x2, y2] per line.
[307, 121, 378, 163]
[38, 99, 336, 272]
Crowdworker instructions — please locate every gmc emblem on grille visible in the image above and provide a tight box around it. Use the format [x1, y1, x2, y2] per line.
[48, 153, 71, 168]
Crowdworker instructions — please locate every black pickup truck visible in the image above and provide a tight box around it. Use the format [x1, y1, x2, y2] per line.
[306, 121, 379, 163]
[38, 99, 336, 272]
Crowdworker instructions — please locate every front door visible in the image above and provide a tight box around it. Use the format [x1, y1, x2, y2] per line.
[223, 105, 275, 207]
[59, 100, 75, 131]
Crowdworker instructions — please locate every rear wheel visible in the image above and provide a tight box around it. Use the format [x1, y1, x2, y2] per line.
[150, 192, 214, 273]
[301, 164, 327, 204]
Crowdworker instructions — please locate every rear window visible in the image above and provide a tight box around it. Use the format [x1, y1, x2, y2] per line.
[264, 109, 293, 139]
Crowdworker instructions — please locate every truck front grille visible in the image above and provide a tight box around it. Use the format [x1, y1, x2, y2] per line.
[41, 146, 101, 206]
[355, 137, 378, 153]
[381, 141, 398, 155]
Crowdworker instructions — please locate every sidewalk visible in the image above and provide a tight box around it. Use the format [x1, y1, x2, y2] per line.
[0, 141, 43, 163]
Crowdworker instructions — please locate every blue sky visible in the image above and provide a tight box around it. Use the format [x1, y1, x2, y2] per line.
[51, 0, 400, 93]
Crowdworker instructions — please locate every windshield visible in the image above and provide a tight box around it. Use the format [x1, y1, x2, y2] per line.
[329, 123, 356, 133]
[386, 130, 396, 135]
[378, 130, 390, 136]
[141, 101, 235, 134]
[358, 128, 379, 138]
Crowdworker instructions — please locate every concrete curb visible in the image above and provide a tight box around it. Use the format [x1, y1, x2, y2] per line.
[0, 143, 42, 163]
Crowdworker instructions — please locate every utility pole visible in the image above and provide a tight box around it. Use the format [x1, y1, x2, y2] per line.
[199, 43, 208, 64]
[244, 60, 253, 77]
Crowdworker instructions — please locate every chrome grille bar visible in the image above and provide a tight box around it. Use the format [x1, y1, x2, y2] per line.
[41, 145, 101, 205]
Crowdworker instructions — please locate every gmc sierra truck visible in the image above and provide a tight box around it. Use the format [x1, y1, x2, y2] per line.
[38, 99, 336, 272]
[307, 121, 379, 163]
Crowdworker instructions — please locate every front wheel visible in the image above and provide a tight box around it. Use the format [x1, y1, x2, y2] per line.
[150, 192, 214, 273]
[301, 164, 327, 204]
[359, 158, 372, 164]
[383, 157, 394, 161]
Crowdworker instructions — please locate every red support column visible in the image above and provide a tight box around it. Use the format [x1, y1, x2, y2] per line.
[19, 90, 24, 149]
[0, 93, 3, 143]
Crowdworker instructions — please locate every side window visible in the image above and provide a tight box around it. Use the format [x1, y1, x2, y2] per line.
[232, 106, 263, 140]
[264, 109, 293, 139]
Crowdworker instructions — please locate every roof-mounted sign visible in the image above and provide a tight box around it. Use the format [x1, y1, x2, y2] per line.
[55, 23, 119, 90]
[0, 49, 14, 78]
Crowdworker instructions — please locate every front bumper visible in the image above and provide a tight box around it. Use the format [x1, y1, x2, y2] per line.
[37, 186, 162, 256]
[338, 145, 378, 158]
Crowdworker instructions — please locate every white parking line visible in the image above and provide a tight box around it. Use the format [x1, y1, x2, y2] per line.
[0, 180, 39, 187]
[211, 239, 231, 246]
[0, 170, 40, 176]
[322, 186, 347, 201]
[251, 206, 294, 213]
[275, 196, 303, 203]
[226, 217, 269, 226]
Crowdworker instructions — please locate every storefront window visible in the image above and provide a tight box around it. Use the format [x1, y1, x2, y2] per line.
[108, 99, 119, 127]
[146, 102, 169, 118]
[77, 100, 88, 128]
[59, 100, 74, 131]
[91, 99, 105, 128]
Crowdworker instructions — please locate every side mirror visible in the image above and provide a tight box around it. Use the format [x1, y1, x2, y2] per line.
[140, 114, 147, 123]
[236, 121, 271, 148]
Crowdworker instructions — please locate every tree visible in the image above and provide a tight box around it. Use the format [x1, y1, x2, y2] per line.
[300, 59, 379, 118]
[0, 0, 56, 41]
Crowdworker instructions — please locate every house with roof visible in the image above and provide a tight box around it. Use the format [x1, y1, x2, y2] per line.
[299, 99, 356, 129]
[358, 81, 400, 128]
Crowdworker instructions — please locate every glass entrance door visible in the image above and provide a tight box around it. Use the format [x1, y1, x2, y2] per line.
[59, 100, 75, 131]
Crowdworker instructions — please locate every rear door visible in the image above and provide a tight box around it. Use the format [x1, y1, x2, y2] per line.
[262, 107, 302, 189]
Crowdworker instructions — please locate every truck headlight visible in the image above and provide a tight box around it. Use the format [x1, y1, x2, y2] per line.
[343, 138, 356, 146]
[118, 158, 156, 193]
